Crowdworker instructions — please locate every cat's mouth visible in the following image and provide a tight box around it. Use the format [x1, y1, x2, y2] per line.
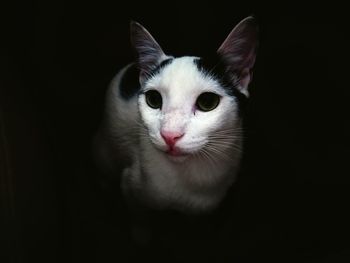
[151, 138, 204, 161]
[155, 144, 192, 161]
[164, 147, 191, 163]
[166, 147, 188, 157]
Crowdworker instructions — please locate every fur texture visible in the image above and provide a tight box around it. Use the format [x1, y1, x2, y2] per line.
[95, 17, 258, 213]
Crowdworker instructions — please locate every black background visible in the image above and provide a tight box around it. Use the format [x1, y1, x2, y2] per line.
[1, 1, 350, 262]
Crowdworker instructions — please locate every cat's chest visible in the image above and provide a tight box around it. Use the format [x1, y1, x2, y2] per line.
[132, 142, 236, 209]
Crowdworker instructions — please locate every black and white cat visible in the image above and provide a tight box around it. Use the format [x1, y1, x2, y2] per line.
[95, 17, 258, 213]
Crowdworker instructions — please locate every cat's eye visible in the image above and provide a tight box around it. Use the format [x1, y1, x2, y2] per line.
[145, 90, 162, 109]
[196, 92, 220, 112]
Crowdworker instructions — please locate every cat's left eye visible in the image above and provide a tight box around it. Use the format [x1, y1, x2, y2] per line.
[145, 90, 162, 109]
[196, 92, 220, 112]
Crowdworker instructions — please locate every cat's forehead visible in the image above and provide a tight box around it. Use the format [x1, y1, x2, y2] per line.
[145, 56, 224, 95]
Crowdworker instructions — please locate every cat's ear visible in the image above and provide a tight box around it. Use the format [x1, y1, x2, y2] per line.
[130, 21, 167, 83]
[217, 16, 259, 97]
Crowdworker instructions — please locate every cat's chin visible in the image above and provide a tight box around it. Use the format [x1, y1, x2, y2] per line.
[164, 148, 190, 162]
[152, 144, 196, 162]
[153, 146, 191, 162]
[166, 154, 189, 163]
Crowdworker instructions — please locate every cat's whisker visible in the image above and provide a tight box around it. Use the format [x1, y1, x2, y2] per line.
[210, 135, 244, 140]
[208, 140, 242, 148]
[210, 132, 244, 138]
[195, 149, 209, 166]
[205, 142, 241, 160]
[198, 147, 219, 168]
[208, 137, 243, 142]
[213, 141, 243, 151]
[213, 128, 245, 134]
[207, 137, 242, 146]
[206, 145, 231, 158]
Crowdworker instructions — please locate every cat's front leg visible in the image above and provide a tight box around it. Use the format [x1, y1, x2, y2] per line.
[121, 166, 132, 197]
[121, 159, 141, 200]
[121, 162, 153, 245]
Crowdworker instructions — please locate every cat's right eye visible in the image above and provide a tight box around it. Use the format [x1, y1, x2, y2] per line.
[145, 90, 162, 109]
[196, 92, 220, 112]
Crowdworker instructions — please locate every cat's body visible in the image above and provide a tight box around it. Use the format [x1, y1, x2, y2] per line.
[95, 17, 258, 213]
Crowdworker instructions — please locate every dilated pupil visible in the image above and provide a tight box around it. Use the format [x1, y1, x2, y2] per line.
[196, 92, 220, 111]
[145, 90, 162, 109]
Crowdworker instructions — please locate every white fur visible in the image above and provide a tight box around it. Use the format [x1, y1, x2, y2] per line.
[99, 57, 243, 213]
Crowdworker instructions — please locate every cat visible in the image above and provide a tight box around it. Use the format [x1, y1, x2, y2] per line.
[94, 16, 258, 214]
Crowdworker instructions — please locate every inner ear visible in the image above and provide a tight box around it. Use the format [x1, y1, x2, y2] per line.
[217, 16, 259, 97]
[130, 21, 169, 83]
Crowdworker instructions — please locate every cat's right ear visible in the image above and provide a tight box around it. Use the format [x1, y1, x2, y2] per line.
[217, 16, 259, 97]
[130, 21, 167, 83]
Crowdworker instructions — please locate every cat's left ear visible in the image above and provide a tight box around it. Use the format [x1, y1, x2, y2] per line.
[130, 21, 168, 83]
[217, 16, 259, 97]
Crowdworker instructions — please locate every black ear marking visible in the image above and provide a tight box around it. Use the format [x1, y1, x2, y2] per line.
[147, 58, 174, 77]
[194, 56, 248, 115]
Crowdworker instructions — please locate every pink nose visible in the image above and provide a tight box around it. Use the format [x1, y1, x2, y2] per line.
[161, 131, 184, 147]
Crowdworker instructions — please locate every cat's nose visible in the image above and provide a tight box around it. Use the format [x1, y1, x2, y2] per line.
[161, 131, 184, 147]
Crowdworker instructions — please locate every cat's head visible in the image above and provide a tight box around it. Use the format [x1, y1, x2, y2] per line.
[130, 17, 258, 161]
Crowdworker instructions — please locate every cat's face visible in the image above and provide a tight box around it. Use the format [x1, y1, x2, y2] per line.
[131, 18, 258, 161]
[138, 57, 240, 160]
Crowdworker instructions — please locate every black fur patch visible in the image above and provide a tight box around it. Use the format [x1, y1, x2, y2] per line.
[147, 58, 174, 78]
[194, 56, 248, 115]
[120, 59, 174, 100]
[119, 64, 141, 100]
